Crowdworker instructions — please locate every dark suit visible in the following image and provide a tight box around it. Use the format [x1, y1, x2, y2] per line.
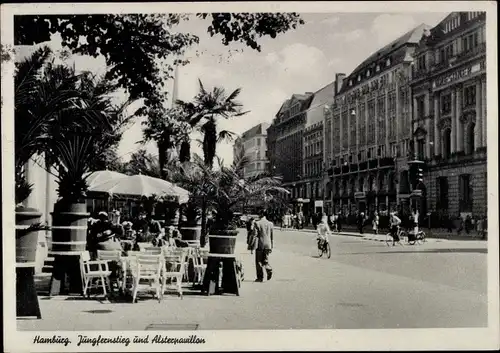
[254, 217, 274, 281]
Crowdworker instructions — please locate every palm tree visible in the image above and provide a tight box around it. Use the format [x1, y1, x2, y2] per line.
[14, 46, 83, 205]
[141, 104, 193, 179]
[190, 152, 289, 231]
[43, 70, 140, 206]
[176, 79, 249, 169]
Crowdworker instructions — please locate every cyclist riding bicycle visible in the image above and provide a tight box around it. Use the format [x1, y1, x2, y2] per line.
[317, 215, 332, 248]
[389, 212, 402, 246]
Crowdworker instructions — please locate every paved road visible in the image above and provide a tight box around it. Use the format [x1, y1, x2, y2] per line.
[18, 229, 487, 331]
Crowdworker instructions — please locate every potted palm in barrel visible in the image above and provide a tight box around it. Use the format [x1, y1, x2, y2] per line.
[14, 47, 58, 268]
[44, 70, 138, 295]
[205, 156, 289, 255]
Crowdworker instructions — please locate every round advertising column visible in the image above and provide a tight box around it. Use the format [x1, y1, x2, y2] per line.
[49, 203, 89, 296]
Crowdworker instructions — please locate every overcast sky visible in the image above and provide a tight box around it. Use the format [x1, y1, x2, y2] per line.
[26, 12, 449, 164]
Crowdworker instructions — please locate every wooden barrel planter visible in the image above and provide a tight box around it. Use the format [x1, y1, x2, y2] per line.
[49, 202, 89, 296]
[180, 223, 201, 283]
[16, 207, 42, 318]
[208, 229, 239, 255]
[181, 224, 202, 242]
[16, 207, 42, 266]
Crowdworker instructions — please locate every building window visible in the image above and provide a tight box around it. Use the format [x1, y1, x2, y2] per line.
[466, 123, 476, 154]
[256, 138, 261, 146]
[417, 138, 425, 160]
[459, 174, 473, 212]
[357, 152, 362, 162]
[366, 69, 371, 77]
[441, 93, 452, 114]
[417, 55, 426, 70]
[417, 96, 425, 120]
[358, 177, 364, 192]
[386, 58, 391, 67]
[463, 85, 476, 107]
[467, 12, 480, 21]
[376, 64, 380, 72]
[437, 176, 449, 210]
[378, 145, 386, 157]
[349, 155, 353, 163]
[390, 142, 398, 157]
[442, 128, 452, 159]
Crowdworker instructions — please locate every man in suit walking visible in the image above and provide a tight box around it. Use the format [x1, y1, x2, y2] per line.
[254, 209, 274, 282]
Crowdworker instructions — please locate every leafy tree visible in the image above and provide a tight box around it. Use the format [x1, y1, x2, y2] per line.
[14, 13, 304, 112]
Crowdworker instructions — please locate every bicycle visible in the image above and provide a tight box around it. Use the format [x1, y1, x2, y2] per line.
[317, 238, 331, 258]
[385, 227, 406, 247]
[407, 230, 426, 245]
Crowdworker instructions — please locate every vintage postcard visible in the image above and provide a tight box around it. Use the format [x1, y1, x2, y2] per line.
[2, 1, 498, 351]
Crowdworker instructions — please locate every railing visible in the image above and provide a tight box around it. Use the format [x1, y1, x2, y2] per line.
[359, 161, 367, 170]
[412, 68, 430, 81]
[455, 43, 486, 64]
[349, 163, 358, 172]
[430, 148, 487, 167]
[368, 159, 379, 169]
[379, 157, 395, 167]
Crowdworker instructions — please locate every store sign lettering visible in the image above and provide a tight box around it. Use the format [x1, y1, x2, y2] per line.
[434, 64, 481, 87]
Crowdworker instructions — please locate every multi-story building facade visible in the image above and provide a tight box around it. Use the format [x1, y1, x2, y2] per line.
[233, 122, 270, 179]
[325, 24, 430, 216]
[303, 82, 336, 216]
[410, 11, 487, 219]
[267, 93, 314, 206]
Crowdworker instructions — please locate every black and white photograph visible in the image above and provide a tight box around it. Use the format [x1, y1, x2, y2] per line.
[2, 1, 498, 351]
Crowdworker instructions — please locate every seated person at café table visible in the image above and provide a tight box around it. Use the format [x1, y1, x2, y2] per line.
[172, 227, 189, 248]
[95, 230, 125, 292]
[154, 226, 176, 247]
[87, 211, 113, 254]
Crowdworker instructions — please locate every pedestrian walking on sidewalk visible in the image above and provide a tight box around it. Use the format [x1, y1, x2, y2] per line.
[357, 212, 365, 234]
[254, 209, 274, 282]
[372, 211, 379, 235]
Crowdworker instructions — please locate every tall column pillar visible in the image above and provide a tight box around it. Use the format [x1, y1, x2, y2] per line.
[365, 95, 369, 148]
[355, 100, 360, 154]
[433, 93, 440, 156]
[395, 86, 400, 142]
[347, 105, 351, 148]
[374, 96, 379, 148]
[451, 90, 457, 153]
[413, 97, 418, 122]
[456, 85, 463, 152]
[339, 108, 343, 154]
[481, 77, 487, 147]
[385, 92, 389, 152]
[424, 92, 431, 159]
[475, 80, 482, 149]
